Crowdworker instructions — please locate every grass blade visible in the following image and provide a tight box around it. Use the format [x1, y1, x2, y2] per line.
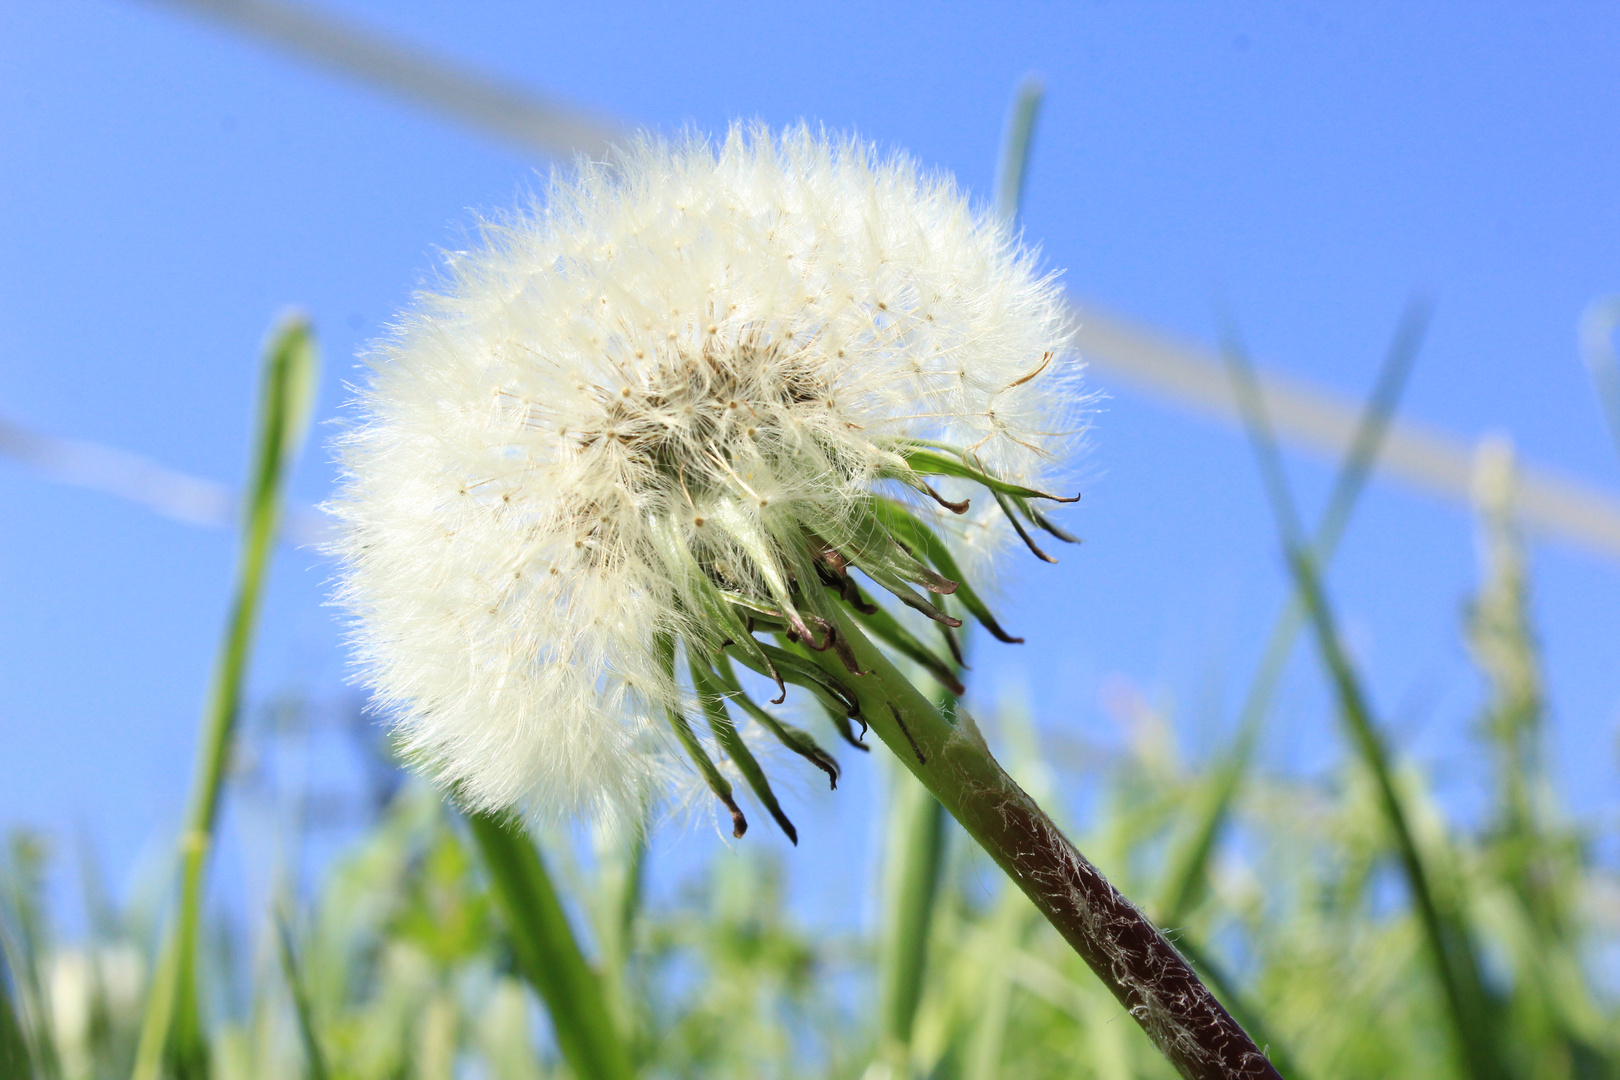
[994, 75, 1044, 227]
[1579, 295, 1620, 468]
[274, 907, 330, 1080]
[875, 723, 950, 1076]
[1155, 297, 1431, 926]
[133, 315, 320, 1080]
[465, 812, 635, 1080]
[1222, 322, 1508, 1080]
[0, 959, 29, 1080]
[0, 835, 55, 1080]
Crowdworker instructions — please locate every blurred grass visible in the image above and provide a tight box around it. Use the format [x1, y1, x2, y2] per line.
[1224, 321, 1510, 1080]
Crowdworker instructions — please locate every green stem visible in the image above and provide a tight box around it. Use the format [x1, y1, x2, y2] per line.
[467, 813, 635, 1080]
[132, 318, 318, 1080]
[876, 759, 948, 1072]
[809, 607, 1282, 1080]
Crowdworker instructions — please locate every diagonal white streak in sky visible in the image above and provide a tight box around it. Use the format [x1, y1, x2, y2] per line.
[0, 414, 330, 547]
[143, 0, 621, 158]
[1069, 303, 1620, 560]
[16, 0, 1613, 562]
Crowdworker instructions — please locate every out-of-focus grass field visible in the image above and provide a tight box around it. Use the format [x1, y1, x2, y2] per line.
[2, 327, 1616, 1076]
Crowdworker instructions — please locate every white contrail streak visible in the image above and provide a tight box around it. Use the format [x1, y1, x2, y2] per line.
[0, 414, 329, 547]
[51, 0, 1619, 563]
[143, 0, 622, 158]
[1070, 302, 1620, 560]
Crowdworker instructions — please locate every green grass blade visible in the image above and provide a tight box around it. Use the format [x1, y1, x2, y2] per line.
[1222, 324, 1508, 1080]
[0, 841, 52, 1080]
[590, 808, 648, 1050]
[466, 813, 635, 1080]
[133, 315, 320, 1080]
[274, 908, 331, 1080]
[1579, 295, 1620, 467]
[1155, 297, 1431, 925]
[0, 960, 29, 1080]
[994, 75, 1044, 226]
[876, 759, 948, 1074]
[1468, 443, 1619, 1071]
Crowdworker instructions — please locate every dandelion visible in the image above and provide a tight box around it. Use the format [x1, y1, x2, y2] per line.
[330, 123, 1078, 833]
[331, 123, 1278, 1078]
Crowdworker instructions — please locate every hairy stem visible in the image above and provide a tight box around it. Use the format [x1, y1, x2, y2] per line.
[811, 607, 1282, 1080]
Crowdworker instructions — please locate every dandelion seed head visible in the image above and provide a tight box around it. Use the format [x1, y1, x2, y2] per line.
[330, 123, 1081, 829]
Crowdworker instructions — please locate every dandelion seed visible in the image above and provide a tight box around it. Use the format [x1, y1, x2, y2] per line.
[329, 123, 1082, 832]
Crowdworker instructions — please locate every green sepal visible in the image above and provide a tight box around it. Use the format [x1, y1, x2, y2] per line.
[869, 498, 1024, 644]
[1015, 495, 1082, 544]
[992, 487, 1057, 563]
[707, 496, 821, 643]
[645, 517, 786, 701]
[821, 528, 963, 630]
[655, 633, 747, 837]
[768, 635, 873, 750]
[814, 498, 959, 598]
[889, 443, 1077, 504]
[730, 640, 862, 723]
[714, 655, 842, 789]
[846, 587, 964, 695]
[690, 661, 800, 845]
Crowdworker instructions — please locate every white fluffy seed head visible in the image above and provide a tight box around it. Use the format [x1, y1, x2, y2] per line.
[329, 123, 1082, 830]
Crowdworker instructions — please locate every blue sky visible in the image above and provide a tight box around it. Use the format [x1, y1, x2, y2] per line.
[3, 0, 1618, 925]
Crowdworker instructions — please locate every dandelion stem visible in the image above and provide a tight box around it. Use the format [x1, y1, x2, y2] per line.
[810, 608, 1282, 1080]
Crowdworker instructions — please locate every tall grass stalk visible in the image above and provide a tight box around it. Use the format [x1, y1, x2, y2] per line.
[1222, 327, 1508, 1080]
[465, 812, 634, 1080]
[132, 318, 319, 1080]
[1154, 296, 1431, 927]
[994, 76, 1044, 227]
[1, 835, 60, 1080]
[0, 957, 28, 1078]
[274, 908, 330, 1080]
[874, 755, 949, 1077]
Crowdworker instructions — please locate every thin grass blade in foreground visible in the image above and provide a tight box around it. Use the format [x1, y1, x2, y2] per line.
[873, 739, 950, 1078]
[132, 317, 319, 1080]
[1222, 327, 1508, 1080]
[466, 812, 634, 1080]
[0, 835, 58, 1080]
[0, 961, 28, 1080]
[275, 908, 331, 1080]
